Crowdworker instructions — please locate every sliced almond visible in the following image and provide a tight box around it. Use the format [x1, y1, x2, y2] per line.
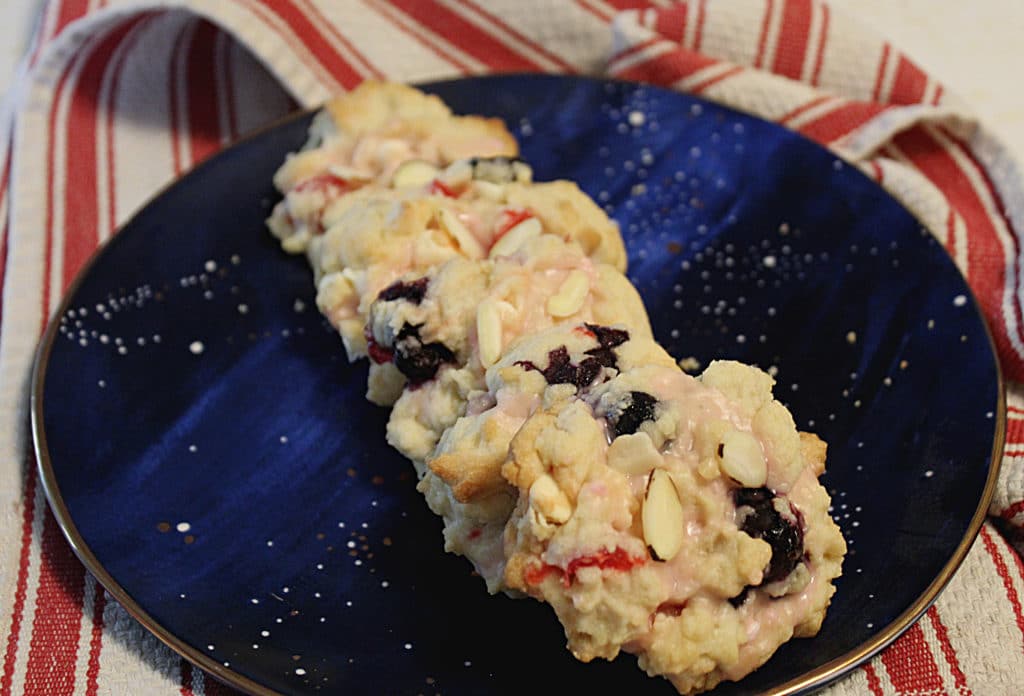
[327, 163, 372, 182]
[476, 299, 503, 368]
[473, 180, 506, 201]
[546, 269, 590, 318]
[642, 469, 685, 562]
[437, 208, 484, 257]
[718, 430, 767, 488]
[438, 159, 473, 189]
[489, 217, 542, 258]
[529, 474, 571, 524]
[607, 432, 662, 476]
[391, 160, 438, 189]
[511, 160, 533, 183]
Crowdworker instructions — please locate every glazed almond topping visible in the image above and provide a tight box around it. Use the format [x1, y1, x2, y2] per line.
[642, 469, 685, 562]
[718, 430, 767, 488]
[489, 216, 541, 258]
[391, 159, 439, 189]
[476, 299, 503, 368]
[546, 270, 590, 317]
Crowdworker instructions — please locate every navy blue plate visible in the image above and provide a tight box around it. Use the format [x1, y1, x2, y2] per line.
[33, 75, 1002, 695]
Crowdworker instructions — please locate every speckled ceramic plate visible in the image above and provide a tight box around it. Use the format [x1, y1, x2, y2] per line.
[33, 75, 1003, 696]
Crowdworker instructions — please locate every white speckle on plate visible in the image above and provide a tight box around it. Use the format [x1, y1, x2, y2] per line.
[846, 331, 857, 344]
[295, 668, 306, 676]
[762, 255, 776, 268]
[953, 294, 967, 307]
[189, 341, 204, 355]
[188, 445, 197, 453]
[293, 300, 306, 313]
[176, 522, 191, 533]
[238, 304, 249, 314]
[627, 110, 645, 127]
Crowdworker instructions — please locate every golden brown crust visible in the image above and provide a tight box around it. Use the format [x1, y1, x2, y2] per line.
[428, 418, 511, 503]
[324, 81, 519, 159]
[799, 431, 828, 476]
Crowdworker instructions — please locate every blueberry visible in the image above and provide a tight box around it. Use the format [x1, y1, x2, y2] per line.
[515, 346, 603, 390]
[734, 487, 804, 584]
[610, 391, 658, 437]
[583, 324, 629, 369]
[393, 323, 455, 385]
[377, 278, 429, 304]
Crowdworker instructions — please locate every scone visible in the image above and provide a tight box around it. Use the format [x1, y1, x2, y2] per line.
[366, 233, 649, 447]
[415, 323, 678, 591]
[266, 80, 519, 253]
[497, 333, 846, 694]
[308, 158, 627, 366]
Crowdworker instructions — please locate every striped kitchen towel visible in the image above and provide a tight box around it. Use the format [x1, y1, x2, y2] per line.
[0, 1, 1022, 694]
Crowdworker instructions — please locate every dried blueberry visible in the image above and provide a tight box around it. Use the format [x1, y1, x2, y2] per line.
[393, 323, 455, 385]
[377, 278, 429, 304]
[610, 391, 658, 438]
[583, 324, 630, 369]
[516, 346, 603, 390]
[734, 487, 804, 584]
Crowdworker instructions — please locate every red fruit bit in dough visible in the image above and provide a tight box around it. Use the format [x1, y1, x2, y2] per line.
[493, 208, 534, 240]
[467, 528, 482, 540]
[293, 173, 356, 195]
[428, 179, 459, 198]
[525, 548, 646, 588]
[366, 337, 394, 364]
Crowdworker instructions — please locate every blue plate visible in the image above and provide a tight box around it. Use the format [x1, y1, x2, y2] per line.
[33, 75, 1003, 695]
